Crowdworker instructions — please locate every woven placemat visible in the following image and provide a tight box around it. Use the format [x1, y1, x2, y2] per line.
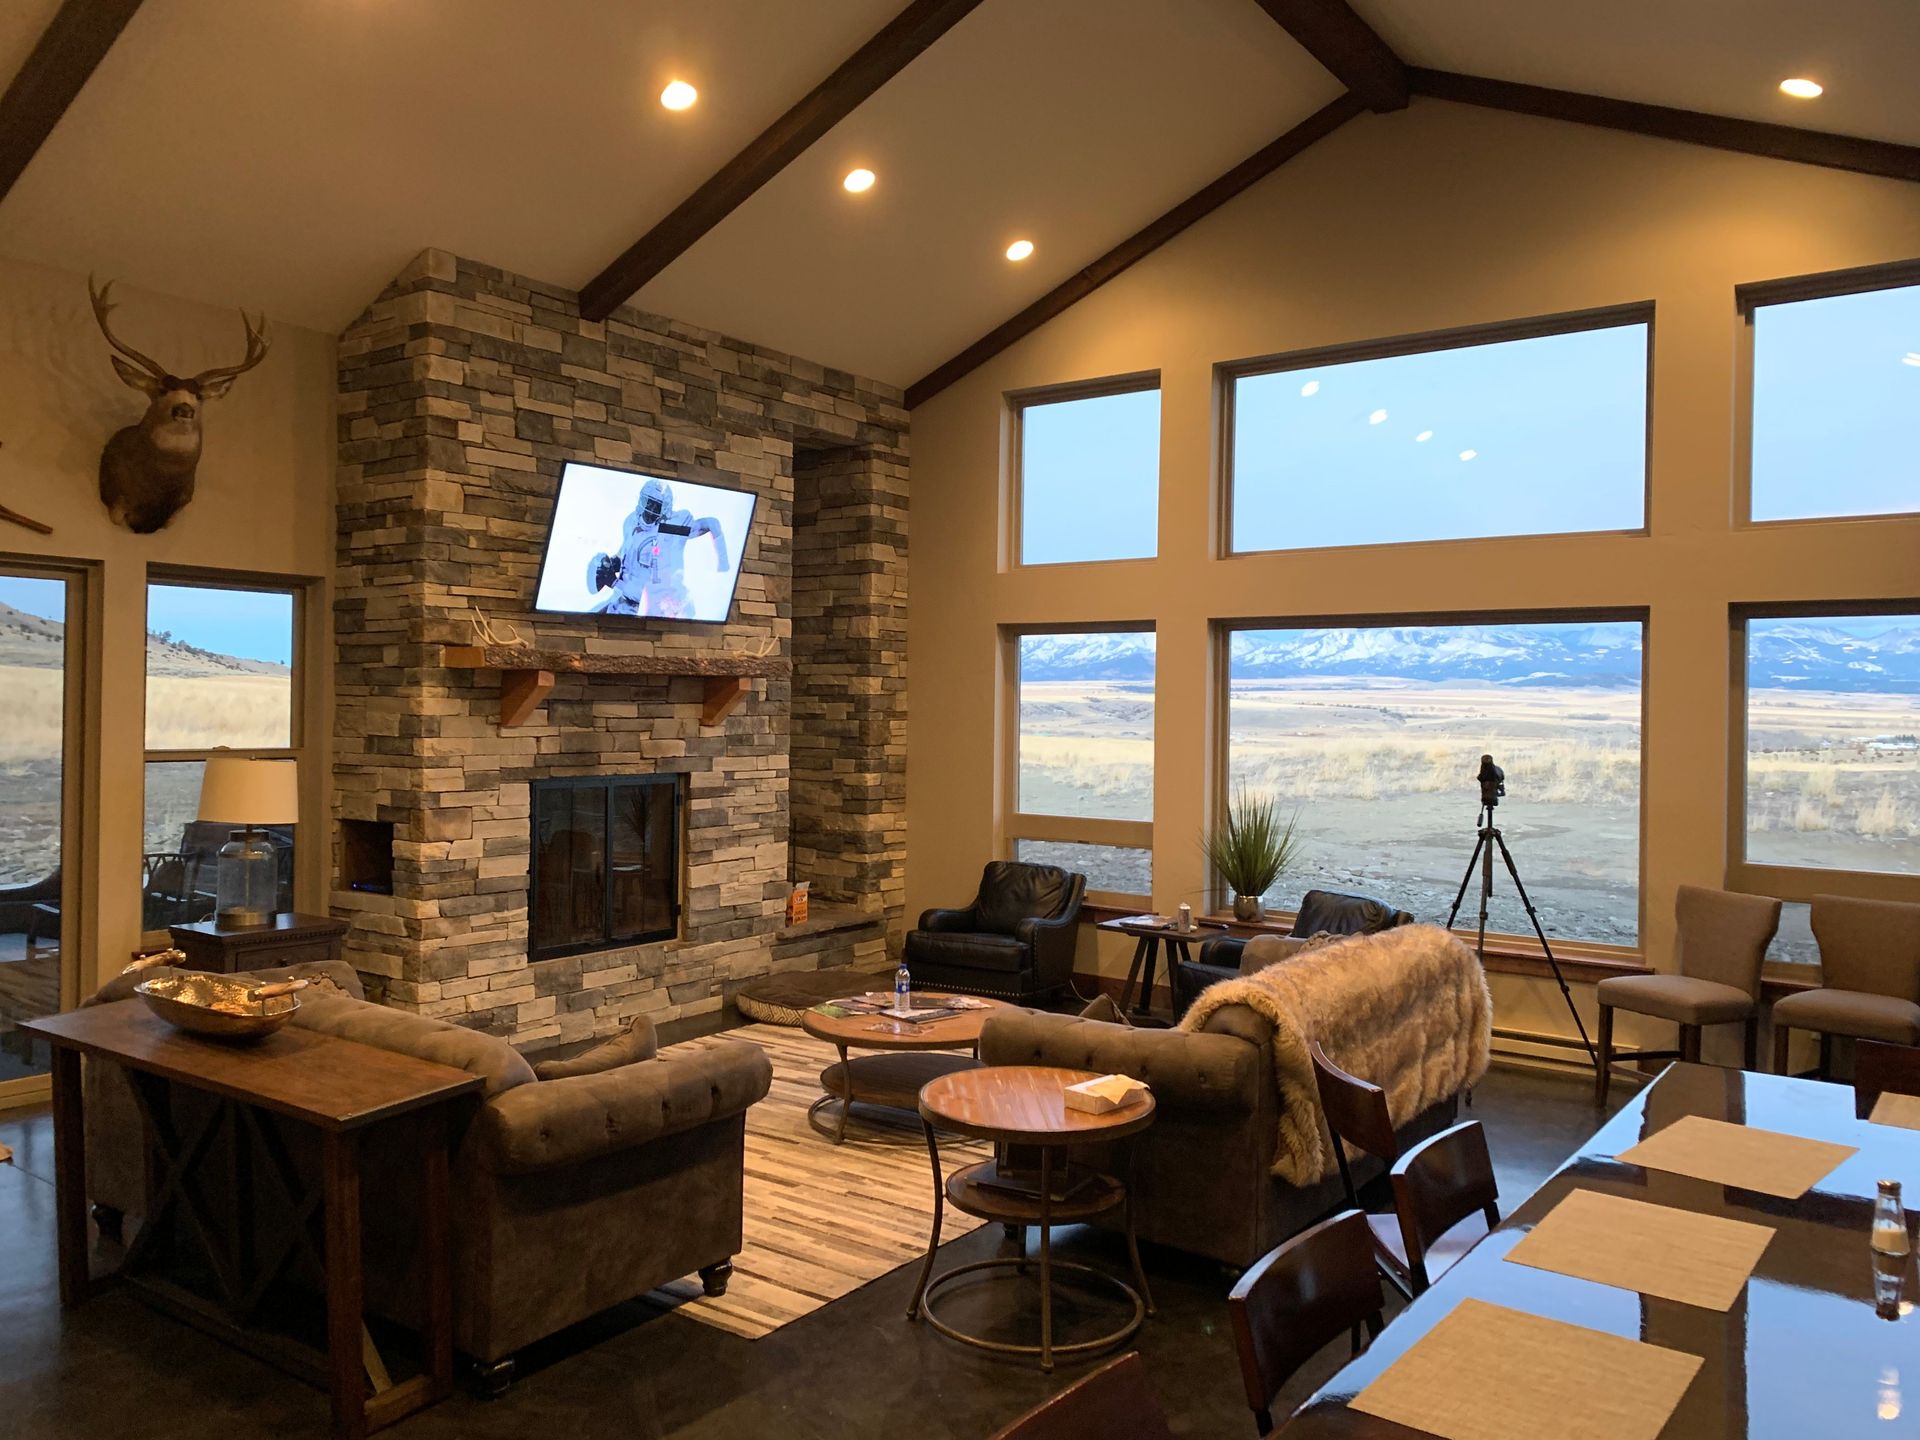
[1870, 1091, 1920, 1132]
[1351, 1297, 1702, 1440]
[1616, 1114, 1855, 1199]
[1505, 1189, 1774, 1310]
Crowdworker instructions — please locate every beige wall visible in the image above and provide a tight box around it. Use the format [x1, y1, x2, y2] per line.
[905, 100, 1920, 1050]
[0, 253, 335, 1002]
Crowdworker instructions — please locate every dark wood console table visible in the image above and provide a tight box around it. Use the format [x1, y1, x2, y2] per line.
[167, 912, 349, 975]
[23, 1001, 480, 1440]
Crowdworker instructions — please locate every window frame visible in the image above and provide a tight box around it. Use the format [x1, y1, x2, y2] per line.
[1001, 622, 1156, 908]
[1212, 606, 1650, 951]
[1735, 258, 1920, 529]
[0, 556, 92, 1107]
[1218, 302, 1655, 559]
[140, 568, 310, 941]
[1726, 600, 1920, 910]
[1005, 370, 1161, 571]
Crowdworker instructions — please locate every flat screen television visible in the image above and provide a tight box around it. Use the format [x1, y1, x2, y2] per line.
[533, 462, 757, 624]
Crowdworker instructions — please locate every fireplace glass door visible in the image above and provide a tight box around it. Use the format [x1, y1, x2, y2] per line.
[530, 776, 680, 960]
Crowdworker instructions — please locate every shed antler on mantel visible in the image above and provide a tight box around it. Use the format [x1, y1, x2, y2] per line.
[0, 444, 52, 535]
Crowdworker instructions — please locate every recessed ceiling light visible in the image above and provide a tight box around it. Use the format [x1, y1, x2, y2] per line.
[1005, 239, 1034, 262]
[842, 167, 876, 194]
[1300, 380, 1320, 397]
[1415, 430, 1434, 442]
[660, 79, 698, 111]
[1459, 449, 1478, 461]
[1779, 77, 1823, 99]
[1368, 409, 1388, 425]
[1902, 351, 1920, 367]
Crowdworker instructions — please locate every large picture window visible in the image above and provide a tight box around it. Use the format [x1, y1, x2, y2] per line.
[1224, 618, 1644, 945]
[1008, 629, 1154, 901]
[1745, 270, 1920, 523]
[142, 579, 300, 933]
[1015, 378, 1159, 566]
[1738, 611, 1920, 880]
[1227, 311, 1649, 554]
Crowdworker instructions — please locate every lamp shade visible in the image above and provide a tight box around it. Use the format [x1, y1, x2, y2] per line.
[197, 755, 300, 825]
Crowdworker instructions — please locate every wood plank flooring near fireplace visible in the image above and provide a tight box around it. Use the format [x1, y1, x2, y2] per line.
[0, 1059, 1608, 1440]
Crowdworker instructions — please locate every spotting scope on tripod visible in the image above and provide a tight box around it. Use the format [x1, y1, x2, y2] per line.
[1444, 754, 1597, 1070]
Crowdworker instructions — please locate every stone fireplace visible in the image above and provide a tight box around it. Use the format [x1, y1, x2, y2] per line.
[332, 250, 907, 1048]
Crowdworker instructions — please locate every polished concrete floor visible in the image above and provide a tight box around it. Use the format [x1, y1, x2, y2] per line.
[0, 1060, 1629, 1440]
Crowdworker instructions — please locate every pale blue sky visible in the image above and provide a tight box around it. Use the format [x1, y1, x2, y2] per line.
[1752, 282, 1920, 520]
[1021, 388, 1160, 565]
[1233, 322, 1648, 551]
[147, 583, 292, 664]
[0, 575, 64, 622]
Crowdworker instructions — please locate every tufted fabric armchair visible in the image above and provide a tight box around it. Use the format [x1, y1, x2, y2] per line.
[904, 860, 1087, 1001]
[80, 959, 771, 1391]
[979, 1002, 1458, 1268]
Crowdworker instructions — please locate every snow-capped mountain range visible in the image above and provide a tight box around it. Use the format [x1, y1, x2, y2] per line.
[1021, 621, 1920, 691]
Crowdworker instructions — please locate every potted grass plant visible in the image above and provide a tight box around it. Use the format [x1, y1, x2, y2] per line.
[1203, 787, 1301, 922]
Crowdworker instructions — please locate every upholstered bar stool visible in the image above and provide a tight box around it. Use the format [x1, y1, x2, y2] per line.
[1771, 895, 1920, 1079]
[1595, 885, 1781, 1106]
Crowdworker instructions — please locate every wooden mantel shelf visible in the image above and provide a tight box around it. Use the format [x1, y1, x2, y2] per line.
[442, 645, 790, 728]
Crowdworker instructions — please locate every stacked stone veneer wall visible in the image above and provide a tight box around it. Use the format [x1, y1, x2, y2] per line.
[790, 446, 908, 939]
[334, 249, 907, 1047]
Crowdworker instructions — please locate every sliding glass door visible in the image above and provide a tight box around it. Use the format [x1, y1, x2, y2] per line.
[0, 566, 80, 1092]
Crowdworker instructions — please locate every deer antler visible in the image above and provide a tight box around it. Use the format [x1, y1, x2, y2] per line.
[86, 275, 168, 380]
[192, 310, 270, 388]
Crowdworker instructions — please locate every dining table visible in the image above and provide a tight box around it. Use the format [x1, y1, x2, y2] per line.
[1280, 1061, 1920, 1438]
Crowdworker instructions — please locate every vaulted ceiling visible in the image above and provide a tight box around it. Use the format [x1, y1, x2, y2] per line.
[0, 0, 1914, 396]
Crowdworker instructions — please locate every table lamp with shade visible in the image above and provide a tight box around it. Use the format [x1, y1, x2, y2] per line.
[197, 754, 299, 927]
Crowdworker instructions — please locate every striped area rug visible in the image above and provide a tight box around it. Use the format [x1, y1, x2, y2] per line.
[646, 1022, 990, 1338]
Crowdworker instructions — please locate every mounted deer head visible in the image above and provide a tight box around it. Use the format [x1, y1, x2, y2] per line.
[88, 277, 269, 533]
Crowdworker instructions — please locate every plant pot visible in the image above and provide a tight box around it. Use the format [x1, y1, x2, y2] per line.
[1232, 893, 1263, 922]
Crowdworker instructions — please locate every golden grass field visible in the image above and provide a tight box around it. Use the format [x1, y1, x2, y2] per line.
[1019, 677, 1919, 946]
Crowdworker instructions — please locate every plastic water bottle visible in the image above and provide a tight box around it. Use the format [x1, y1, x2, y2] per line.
[895, 963, 912, 1016]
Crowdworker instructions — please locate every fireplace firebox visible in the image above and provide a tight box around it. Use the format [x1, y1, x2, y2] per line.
[529, 775, 682, 961]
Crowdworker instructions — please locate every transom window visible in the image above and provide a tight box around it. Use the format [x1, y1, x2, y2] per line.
[1744, 267, 1920, 524]
[1223, 617, 1644, 946]
[1007, 629, 1154, 902]
[1013, 377, 1160, 566]
[1227, 310, 1649, 554]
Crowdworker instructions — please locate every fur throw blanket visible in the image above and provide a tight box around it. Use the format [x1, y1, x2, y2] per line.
[1177, 924, 1491, 1185]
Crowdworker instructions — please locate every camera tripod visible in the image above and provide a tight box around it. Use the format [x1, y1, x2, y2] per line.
[1445, 803, 1598, 1069]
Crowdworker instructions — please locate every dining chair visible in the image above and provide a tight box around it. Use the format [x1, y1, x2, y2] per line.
[1594, 885, 1782, 1105]
[1388, 1121, 1500, 1294]
[1227, 1210, 1385, 1436]
[1852, 1039, 1920, 1120]
[985, 1351, 1171, 1440]
[1772, 896, 1920, 1079]
[1309, 1041, 1413, 1295]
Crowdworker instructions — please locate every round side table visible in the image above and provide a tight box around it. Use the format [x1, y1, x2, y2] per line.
[799, 994, 1011, 1144]
[908, 1064, 1156, 1371]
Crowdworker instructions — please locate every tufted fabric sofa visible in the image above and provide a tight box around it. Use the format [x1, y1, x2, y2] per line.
[979, 1001, 1457, 1269]
[81, 959, 771, 1387]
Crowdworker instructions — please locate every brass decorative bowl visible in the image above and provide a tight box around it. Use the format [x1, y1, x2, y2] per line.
[135, 972, 306, 1041]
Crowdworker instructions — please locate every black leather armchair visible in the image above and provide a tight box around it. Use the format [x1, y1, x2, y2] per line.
[904, 861, 1087, 1001]
[1172, 889, 1415, 1015]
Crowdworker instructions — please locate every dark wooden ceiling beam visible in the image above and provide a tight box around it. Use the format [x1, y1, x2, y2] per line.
[1252, 0, 1407, 112]
[1409, 69, 1920, 185]
[0, 0, 145, 206]
[580, 0, 983, 323]
[905, 93, 1367, 410]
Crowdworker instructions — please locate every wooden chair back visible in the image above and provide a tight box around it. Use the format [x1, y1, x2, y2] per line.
[1227, 1210, 1385, 1436]
[1855, 1039, 1920, 1120]
[1310, 1040, 1399, 1205]
[986, 1351, 1171, 1440]
[1389, 1121, 1500, 1293]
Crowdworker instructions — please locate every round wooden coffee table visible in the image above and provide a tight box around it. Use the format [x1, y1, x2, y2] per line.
[800, 993, 1012, 1144]
[907, 1065, 1156, 1371]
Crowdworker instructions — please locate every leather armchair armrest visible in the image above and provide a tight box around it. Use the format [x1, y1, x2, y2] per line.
[1014, 909, 1079, 946]
[532, 1016, 658, 1081]
[480, 1037, 773, 1175]
[918, 906, 979, 933]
